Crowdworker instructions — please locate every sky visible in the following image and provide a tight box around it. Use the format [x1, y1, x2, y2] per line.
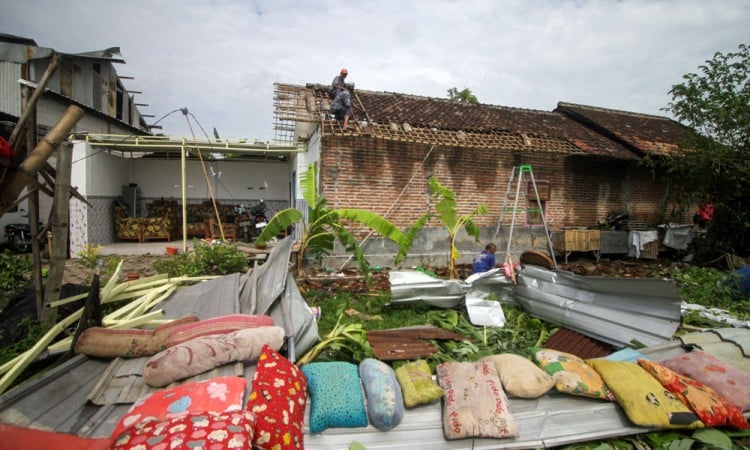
[1, 0, 748, 141]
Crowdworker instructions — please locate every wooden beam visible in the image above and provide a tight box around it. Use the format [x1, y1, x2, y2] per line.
[42, 142, 73, 325]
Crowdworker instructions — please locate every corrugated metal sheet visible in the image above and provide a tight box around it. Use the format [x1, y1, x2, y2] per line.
[0, 61, 22, 117]
[389, 270, 469, 308]
[515, 265, 681, 347]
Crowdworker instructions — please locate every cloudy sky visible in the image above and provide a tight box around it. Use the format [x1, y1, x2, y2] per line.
[1, 0, 748, 141]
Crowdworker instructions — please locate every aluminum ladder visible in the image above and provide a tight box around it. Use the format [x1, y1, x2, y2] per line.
[493, 165, 558, 269]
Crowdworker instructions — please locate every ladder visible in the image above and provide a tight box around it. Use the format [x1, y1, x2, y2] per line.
[493, 165, 558, 269]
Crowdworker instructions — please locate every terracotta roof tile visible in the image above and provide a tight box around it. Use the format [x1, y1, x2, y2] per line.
[274, 83, 643, 159]
[555, 102, 692, 156]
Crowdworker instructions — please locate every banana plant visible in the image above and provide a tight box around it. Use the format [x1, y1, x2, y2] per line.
[256, 163, 411, 278]
[428, 176, 488, 279]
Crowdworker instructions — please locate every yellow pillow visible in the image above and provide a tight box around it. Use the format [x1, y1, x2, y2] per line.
[588, 359, 703, 429]
[531, 348, 614, 400]
[394, 360, 444, 408]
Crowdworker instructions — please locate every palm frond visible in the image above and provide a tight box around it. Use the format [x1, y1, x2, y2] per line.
[300, 163, 317, 206]
[336, 227, 371, 277]
[395, 213, 430, 265]
[429, 177, 458, 230]
[255, 208, 304, 246]
[335, 209, 406, 244]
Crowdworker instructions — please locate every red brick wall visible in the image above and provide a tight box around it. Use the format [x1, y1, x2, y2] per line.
[319, 136, 678, 232]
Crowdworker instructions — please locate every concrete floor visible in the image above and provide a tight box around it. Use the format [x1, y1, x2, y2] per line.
[100, 239, 196, 256]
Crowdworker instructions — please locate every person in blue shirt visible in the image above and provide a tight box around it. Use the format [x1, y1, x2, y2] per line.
[471, 243, 497, 274]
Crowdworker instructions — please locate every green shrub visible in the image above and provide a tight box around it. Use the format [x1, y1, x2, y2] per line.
[154, 240, 248, 277]
[0, 250, 33, 304]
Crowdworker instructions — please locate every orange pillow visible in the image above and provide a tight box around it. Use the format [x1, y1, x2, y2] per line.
[637, 359, 749, 429]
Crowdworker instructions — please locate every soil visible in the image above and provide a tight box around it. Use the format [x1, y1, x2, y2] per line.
[61, 254, 171, 286]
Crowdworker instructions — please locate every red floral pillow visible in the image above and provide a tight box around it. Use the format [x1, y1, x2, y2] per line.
[638, 359, 749, 428]
[247, 344, 308, 449]
[111, 410, 255, 450]
[112, 376, 247, 439]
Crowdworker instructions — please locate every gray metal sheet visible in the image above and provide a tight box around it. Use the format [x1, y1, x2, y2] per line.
[515, 265, 681, 347]
[303, 393, 647, 450]
[389, 270, 469, 308]
[158, 273, 240, 319]
[710, 328, 750, 357]
[244, 236, 293, 315]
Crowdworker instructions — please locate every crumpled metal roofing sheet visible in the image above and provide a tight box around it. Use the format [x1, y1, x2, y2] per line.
[389, 270, 469, 308]
[515, 265, 681, 347]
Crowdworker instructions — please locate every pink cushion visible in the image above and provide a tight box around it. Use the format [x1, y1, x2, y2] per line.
[166, 314, 275, 347]
[112, 376, 247, 439]
[661, 350, 750, 411]
[111, 410, 255, 449]
[247, 344, 308, 449]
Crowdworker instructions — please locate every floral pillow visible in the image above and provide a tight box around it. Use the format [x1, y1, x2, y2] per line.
[359, 358, 404, 431]
[111, 410, 255, 449]
[165, 314, 275, 347]
[435, 361, 518, 440]
[111, 376, 247, 439]
[588, 359, 703, 429]
[247, 344, 308, 449]
[638, 359, 749, 429]
[531, 348, 615, 400]
[660, 349, 750, 411]
[394, 359, 444, 408]
[301, 362, 368, 433]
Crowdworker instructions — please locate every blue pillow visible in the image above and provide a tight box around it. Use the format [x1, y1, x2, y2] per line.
[359, 358, 404, 431]
[301, 362, 368, 433]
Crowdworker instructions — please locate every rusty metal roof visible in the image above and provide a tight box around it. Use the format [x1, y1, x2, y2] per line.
[274, 83, 643, 160]
[544, 328, 613, 359]
[556, 102, 693, 156]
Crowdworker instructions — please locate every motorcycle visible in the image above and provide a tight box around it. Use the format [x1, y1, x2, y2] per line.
[248, 200, 268, 240]
[4, 222, 45, 253]
[590, 210, 630, 231]
[235, 200, 269, 242]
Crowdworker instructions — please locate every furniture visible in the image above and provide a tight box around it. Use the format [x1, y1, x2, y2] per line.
[207, 219, 238, 241]
[113, 199, 143, 243]
[142, 199, 178, 242]
[552, 229, 601, 263]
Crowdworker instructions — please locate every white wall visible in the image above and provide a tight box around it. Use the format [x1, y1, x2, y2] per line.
[132, 158, 290, 201]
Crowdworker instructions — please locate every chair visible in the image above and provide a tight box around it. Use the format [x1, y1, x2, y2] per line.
[208, 219, 238, 241]
[113, 200, 143, 243]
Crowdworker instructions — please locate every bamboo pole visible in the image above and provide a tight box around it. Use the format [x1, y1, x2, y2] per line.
[0, 105, 84, 217]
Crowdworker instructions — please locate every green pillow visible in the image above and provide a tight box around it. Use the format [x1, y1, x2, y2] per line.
[394, 359, 444, 408]
[301, 362, 368, 433]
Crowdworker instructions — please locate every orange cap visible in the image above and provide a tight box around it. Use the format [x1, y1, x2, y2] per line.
[341, 68, 348, 74]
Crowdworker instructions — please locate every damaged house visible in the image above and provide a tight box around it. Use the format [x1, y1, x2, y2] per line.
[275, 83, 694, 267]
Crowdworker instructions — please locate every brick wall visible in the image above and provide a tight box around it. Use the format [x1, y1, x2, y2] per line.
[319, 136, 680, 233]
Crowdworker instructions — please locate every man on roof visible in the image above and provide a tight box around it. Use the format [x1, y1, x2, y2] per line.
[331, 68, 348, 97]
[330, 88, 353, 129]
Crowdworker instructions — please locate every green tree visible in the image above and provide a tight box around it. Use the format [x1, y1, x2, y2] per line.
[657, 43, 750, 257]
[447, 87, 479, 104]
[255, 163, 411, 277]
[428, 176, 487, 278]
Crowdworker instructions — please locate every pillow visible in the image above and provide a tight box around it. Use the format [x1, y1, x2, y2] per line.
[358, 358, 404, 431]
[637, 359, 749, 429]
[301, 362, 368, 433]
[112, 376, 247, 439]
[143, 326, 284, 387]
[394, 359, 444, 408]
[531, 348, 615, 400]
[0, 423, 112, 450]
[165, 314, 275, 347]
[435, 361, 518, 440]
[75, 316, 198, 358]
[111, 410, 255, 450]
[247, 344, 308, 449]
[588, 359, 703, 429]
[660, 349, 750, 411]
[481, 353, 554, 398]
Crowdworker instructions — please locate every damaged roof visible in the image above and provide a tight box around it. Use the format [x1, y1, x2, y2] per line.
[556, 102, 693, 156]
[274, 83, 691, 160]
